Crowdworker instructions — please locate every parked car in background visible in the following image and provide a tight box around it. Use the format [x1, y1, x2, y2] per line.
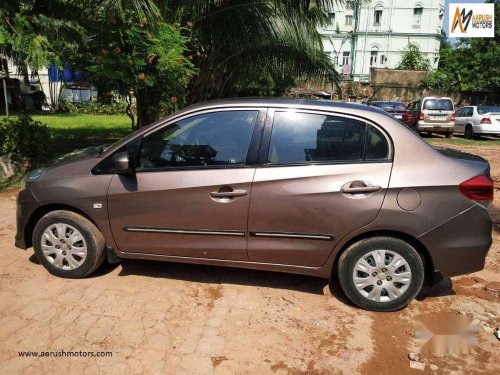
[454, 106, 500, 139]
[406, 97, 455, 138]
[15, 99, 493, 312]
[366, 101, 408, 121]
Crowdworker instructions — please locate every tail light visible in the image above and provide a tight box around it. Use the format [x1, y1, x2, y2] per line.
[451, 112, 456, 121]
[459, 175, 494, 201]
[480, 117, 491, 124]
[419, 112, 424, 120]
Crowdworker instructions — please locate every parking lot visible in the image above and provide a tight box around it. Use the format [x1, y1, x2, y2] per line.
[0, 141, 499, 375]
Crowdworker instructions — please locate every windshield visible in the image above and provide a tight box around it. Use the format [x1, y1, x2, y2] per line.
[478, 106, 500, 115]
[423, 99, 453, 111]
[371, 102, 407, 111]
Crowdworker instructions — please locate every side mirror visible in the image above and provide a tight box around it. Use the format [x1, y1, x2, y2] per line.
[112, 152, 133, 174]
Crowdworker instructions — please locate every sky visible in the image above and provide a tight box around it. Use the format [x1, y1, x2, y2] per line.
[443, 0, 489, 38]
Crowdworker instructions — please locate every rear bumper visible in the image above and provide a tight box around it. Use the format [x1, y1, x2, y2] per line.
[473, 124, 500, 135]
[419, 205, 492, 278]
[417, 121, 454, 132]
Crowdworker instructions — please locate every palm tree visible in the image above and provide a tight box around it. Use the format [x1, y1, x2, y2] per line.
[158, 1, 343, 102]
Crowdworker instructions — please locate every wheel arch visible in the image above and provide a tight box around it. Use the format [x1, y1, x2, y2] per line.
[24, 203, 101, 248]
[331, 230, 435, 284]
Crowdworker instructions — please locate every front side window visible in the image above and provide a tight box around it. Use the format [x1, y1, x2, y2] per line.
[455, 108, 464, 117]
[268, 112, 388, 164]
[138, 111, 258, 170]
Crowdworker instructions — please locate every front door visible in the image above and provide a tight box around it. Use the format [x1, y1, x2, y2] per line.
[107, 109, 264, 260]
[247, 110, 393, 267]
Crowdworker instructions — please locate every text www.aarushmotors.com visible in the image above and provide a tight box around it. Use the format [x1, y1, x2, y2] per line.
[18, 350, 112, 358]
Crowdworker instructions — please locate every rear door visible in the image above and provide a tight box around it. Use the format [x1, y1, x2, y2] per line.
[107, 108, 265, 260]
[246, 110, 393, 267]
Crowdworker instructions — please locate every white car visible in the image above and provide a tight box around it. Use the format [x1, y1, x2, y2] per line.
[454, 106, 500, 139]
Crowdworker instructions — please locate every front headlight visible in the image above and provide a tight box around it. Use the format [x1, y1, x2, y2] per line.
[21, 168, 47, 190]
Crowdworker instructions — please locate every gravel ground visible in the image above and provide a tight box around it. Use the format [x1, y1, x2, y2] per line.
[0, 142, 498, 375]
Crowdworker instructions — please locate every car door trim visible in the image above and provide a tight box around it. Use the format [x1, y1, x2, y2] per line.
[250, 231, 335, 241]
[123, 226, 246, 237]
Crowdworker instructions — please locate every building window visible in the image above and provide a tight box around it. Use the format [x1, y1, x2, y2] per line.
[346, 1, 354, 11]
[328, 12, 336, 24]
[380, 54, 387, 66]
[345, 15, 353, 26]
[413, 6, 423, 26]
[342, 51, 350, 66]
[333, 55, 339, 66]
[370, 51, 378, 66]
[374, 10, 383, 26]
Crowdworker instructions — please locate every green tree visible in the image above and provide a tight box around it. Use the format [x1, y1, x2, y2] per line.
[396, 44, 431, 70]
[423, 0, 499, 103]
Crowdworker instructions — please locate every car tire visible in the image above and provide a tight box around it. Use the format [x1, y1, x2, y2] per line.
[33, 210, 106, 278]
[338, 237, 424, 312]
[464, 125, 474, 140]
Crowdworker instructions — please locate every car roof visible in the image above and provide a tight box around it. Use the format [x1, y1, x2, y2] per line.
[179, 97, 386, 116]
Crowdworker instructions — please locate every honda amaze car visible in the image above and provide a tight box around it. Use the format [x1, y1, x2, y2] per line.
[15, 99, 493, 312]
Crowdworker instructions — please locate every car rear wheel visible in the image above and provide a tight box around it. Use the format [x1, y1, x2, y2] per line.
[464, 125, 474, 140]
[338, 237, 424, 311]
[33, 210, 106, 278]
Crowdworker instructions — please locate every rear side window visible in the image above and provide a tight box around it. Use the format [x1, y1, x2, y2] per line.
[267, 112, 389, 164]
[423, 99, 454, 111]
[366, 126, 389, 160]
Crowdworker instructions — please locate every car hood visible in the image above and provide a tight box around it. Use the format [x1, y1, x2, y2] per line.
[48, 145, 109, 168]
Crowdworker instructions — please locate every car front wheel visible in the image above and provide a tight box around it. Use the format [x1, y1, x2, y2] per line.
[338, 237, 424, 311]
[33, 210, 106, 278]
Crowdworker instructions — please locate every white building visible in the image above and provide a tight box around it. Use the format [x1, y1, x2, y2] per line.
[320, 0, 445, 82]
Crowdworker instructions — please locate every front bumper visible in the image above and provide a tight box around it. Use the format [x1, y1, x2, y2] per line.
[15, 188, 38, 250]
[419, 204, 492, 278]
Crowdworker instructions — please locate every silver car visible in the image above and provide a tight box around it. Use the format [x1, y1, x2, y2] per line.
[454, 106, 500, 139]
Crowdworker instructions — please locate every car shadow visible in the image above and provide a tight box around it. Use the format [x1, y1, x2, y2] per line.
[114, 258, 330, 296]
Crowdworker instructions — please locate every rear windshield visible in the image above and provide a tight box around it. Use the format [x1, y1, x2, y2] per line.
[478, 106, 500, 115]
[371, 102, 407, 111]
[423, 99, 454, 111]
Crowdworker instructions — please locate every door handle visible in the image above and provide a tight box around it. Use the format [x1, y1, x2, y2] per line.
[341, 181, 382, 194]
[211, 189, 247, 198]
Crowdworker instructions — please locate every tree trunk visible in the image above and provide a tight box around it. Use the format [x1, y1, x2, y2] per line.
[136, 89, 161, 128]
[126, 91, 136, 130]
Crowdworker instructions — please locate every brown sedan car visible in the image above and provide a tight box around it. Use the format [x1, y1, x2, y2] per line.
[16, 99, 493, 311]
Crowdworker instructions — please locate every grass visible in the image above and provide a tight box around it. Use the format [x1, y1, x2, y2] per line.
[0, 113, 133, 191]
[424, 135, 500, 146]
[1, 113, 133, 157]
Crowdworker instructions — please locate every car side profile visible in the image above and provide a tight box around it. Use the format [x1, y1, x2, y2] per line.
[454, 105, 500, 139]
[16, 99, 493, 311]
[406, 97, 455, 137]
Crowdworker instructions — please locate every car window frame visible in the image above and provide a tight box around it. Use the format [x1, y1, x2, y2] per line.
[455, 108, 464, 117]
[93, 107, 267, 174]
[257, 108, 393, 167]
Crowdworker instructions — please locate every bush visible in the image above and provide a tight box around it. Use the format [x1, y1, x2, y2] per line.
[0, 116, 52, 161]
[71, 100, 130, 115]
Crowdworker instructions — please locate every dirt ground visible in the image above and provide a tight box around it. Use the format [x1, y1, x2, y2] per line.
[0, 142, 499, 375]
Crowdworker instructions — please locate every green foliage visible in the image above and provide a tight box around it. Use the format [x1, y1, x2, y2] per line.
[62, 100, 130, 115]
[0, 116, 52, 160]
[423, 2, 499, 103]
[397, 44, 431, 71]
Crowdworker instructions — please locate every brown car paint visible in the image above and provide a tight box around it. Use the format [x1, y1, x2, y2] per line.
[16, 99, 492, 281]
